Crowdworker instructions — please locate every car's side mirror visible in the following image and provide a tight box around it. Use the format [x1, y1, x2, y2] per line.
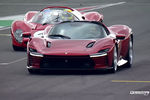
[116, 34, 126, 40]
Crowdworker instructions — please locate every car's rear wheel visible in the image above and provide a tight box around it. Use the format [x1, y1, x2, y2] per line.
[110, 47, 118, 73]
[125, 37, 133, 68]
[12, 45, 24, 51]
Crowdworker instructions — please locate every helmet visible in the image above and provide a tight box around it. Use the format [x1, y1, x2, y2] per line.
[61, 9, 74, 21]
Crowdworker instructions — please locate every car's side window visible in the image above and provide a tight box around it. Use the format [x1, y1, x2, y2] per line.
[101, 27, 108, 37]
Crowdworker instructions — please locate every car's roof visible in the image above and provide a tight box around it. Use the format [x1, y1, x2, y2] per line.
[40, 6, 74, 12]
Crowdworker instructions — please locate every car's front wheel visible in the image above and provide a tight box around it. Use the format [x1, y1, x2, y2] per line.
[110, 47, 118, 73]
[125, 37, 133, 68]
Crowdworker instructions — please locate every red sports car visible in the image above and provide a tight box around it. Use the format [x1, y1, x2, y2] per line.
[11, 6, 103, 51]
[27, 21, 133, 74]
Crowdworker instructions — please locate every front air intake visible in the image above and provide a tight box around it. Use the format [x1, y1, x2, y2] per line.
[86, 41, 95, 48]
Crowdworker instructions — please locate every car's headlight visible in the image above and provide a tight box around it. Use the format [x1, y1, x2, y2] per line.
[90, 48, 109, 57]
[98, 48, 109, 54]
[29, 48, 43, 57]
[14, 29, 23, 43]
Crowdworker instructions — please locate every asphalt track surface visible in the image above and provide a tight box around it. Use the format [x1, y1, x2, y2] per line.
[0, 0, 150, 100]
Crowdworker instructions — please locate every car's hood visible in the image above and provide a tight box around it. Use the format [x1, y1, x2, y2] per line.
[38, 39, 97, 56]
[31, 37, 114, 56]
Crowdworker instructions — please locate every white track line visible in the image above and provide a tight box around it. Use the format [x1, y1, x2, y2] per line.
[0, 57, 27, 66]
[0, 33, 11, 36]
[0, 14, 24, 20]
[80, 2, 126, 12]
[0, 27, 11, 31]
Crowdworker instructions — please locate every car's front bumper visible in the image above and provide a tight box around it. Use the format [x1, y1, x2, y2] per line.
[27, 52, 112, 70]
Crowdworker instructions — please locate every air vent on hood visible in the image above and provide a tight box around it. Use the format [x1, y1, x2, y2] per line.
[46, 41, 51, 48]
[86, 41, 95, 48]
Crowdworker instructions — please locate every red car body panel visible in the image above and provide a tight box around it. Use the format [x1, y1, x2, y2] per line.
[11, 6, 104, 49]
[108, 25, 131, 57]
[11, 21, 49, 47]
[24, 11, 38, 22]
[83, 12, 103, 21]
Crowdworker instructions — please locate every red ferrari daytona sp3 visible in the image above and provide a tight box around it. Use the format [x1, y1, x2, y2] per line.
[11, 6, 103, 51]
[27, 21, 133, 73]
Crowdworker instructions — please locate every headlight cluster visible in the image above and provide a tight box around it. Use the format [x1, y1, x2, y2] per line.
[98, 48, 109, 54]
[14, 29, 23, 43]
[90, 48, 109, 57]
[29, 48, 43, 57]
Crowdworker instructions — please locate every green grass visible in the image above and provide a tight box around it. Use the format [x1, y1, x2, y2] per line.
[0, 20, 14, 27]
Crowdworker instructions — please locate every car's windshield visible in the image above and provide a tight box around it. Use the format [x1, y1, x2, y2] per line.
[31, 8, 79, 25]
[48, 22, 107, 39]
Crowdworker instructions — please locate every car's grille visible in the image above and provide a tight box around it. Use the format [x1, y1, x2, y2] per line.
[40, 55, 95, 70]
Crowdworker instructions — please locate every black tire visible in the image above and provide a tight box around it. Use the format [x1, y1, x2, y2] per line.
[109, 47, 118, 73]
[12, 45, 24, 51]
[125, 37, 133, 68]
[28, 69, 39, 74]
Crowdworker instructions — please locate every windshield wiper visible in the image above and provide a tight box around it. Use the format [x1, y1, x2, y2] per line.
[49, 34, 71, 39]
